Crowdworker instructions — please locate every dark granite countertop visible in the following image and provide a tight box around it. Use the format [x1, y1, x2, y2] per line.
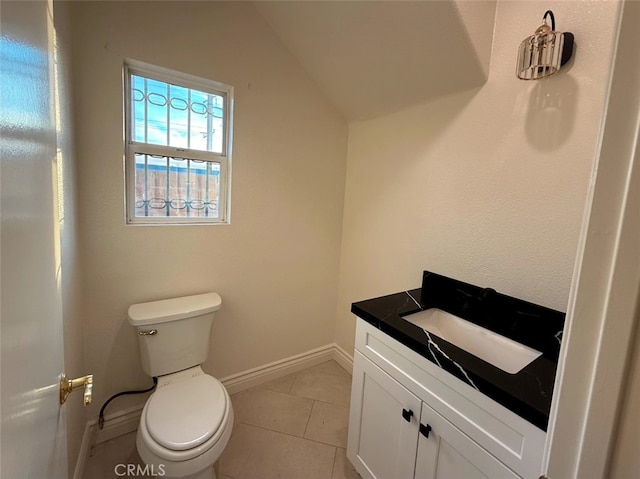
[351, 271, 565, 431]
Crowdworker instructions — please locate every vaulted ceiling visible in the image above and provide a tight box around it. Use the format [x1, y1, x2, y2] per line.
[254, 1, 497, 121]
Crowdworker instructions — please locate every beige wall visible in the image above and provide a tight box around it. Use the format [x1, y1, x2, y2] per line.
[53, 0, 86, 472]
[334, 0, 621, 352]
[70, 1, 348, 414]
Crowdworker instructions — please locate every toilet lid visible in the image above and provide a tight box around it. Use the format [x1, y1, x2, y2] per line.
[145, 375, 227, 451]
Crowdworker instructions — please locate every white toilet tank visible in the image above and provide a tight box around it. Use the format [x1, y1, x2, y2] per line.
[127, 292, 222, 377]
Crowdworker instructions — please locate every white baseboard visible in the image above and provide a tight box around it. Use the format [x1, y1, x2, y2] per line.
[332, 343, 354, 374]
[75, 342, 354, 479]
[220, 343, 337, 395]
[72, 421, 93, 479]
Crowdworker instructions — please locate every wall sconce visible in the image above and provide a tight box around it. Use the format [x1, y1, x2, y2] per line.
[516, 10, 574, 80]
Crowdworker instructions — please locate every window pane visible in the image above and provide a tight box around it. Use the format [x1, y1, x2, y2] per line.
[130, 73, 225, 154]
[132, 76, 147, 142]
[134, 153, 220, 219]
[169, 84, 188, 149]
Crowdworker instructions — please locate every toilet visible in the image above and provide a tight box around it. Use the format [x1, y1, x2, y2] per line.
[127, 292, 233, 479]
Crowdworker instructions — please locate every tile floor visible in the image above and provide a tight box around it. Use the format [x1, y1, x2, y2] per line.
[83, 360, 360, 479]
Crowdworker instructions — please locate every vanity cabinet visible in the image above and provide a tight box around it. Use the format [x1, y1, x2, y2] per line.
[347, 318, 546, 479]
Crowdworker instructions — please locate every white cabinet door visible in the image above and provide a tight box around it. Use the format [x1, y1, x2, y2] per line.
[348, 352, 422, 479]
[415, 402, 522, 479]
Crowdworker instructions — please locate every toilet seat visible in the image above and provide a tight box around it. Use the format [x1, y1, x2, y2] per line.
[138, 372, 233, 463]
[145, 374, 227, 451]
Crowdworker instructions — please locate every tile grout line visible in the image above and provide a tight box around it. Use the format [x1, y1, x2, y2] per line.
[275, 383, 351, 408]
[302, 400, 316, 438]
[302, 367, 351, 379]
[234, 419, 309, 440]
[307, 371, 351, 379]
[285, 369, 298, 394]
[308, 397, 351, 408]
[329, 443, 339, 479]
[236, 420, 345, 450]
[288, 394, 351, 408]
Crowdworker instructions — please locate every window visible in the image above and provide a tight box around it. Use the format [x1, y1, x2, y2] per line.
[124, 60, 233, 224]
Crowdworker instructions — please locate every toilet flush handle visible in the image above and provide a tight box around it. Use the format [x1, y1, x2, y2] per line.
[138, 329, 157, 336]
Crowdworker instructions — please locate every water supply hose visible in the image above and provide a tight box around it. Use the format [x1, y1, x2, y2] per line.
[98, 377, 158, 430]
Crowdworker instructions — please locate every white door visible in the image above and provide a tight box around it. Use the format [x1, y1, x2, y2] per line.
[347, 352, 422, 479]
[1, 0, 68, 478]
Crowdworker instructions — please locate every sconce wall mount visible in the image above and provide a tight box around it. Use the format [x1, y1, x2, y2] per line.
[516, 10, 574, 80]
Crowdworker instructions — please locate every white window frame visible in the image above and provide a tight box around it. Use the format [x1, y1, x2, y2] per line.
[123, 59, 233, 225]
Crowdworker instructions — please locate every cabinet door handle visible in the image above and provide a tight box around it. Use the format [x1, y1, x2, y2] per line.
[402, 408, 414, 422]
[420, 423, 432, 438]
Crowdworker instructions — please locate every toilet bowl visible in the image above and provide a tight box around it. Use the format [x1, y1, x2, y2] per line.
[136, 367, 233, 479]
[127, 293, 233, 479]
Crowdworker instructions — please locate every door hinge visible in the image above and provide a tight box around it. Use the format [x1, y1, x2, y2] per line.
[60, 374, 93, 406]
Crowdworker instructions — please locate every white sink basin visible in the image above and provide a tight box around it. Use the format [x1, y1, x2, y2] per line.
[403, 308, 542, 374]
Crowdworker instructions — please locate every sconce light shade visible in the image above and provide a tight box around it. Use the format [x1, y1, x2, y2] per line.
[516, 10, 574, 80]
